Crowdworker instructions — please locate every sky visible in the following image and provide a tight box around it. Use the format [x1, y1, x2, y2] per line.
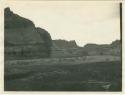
[5, 1, 120, 46]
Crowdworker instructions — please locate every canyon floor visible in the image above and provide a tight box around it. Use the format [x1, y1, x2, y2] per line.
[4, 56, 122, 91]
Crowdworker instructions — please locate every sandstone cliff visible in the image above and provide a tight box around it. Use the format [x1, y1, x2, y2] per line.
[83, 40, 121, 56]
[51, 40, 121, 57]
[5, 8, 52, 59]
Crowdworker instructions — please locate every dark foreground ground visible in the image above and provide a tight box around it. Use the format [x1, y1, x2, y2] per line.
[4, 59, 122, 91]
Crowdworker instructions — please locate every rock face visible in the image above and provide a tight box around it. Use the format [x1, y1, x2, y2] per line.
[83, 40, 121, 56]
[51, 40, 87, 57]
[51, 39, 121, 57]
[52, 40, 77, 49]
[5, 7, 52, 60]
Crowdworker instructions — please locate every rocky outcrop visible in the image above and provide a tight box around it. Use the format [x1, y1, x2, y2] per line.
[52, 40, 77, 49]
[51, 39, 121, 57]
[5, 7, 52, 60]
[83, 40, 121, 56]
[110, 40, 121, 48]
[37, 27, 52, 56]
[51, 40, 88, 57]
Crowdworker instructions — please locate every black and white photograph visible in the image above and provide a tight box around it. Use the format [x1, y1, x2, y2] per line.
[4, 1, 122, 91]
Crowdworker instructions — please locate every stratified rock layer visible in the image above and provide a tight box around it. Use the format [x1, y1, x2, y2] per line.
[5, 8, 52, 60]
[51, 40, 121, 57]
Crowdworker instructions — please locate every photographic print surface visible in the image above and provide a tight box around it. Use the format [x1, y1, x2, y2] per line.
[4, 1, 122, 91]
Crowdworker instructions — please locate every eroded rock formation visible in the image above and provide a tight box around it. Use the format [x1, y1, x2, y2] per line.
[5, 7, 52, 59]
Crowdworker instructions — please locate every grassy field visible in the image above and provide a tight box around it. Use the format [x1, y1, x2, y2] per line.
[4, 57, 122, 91]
